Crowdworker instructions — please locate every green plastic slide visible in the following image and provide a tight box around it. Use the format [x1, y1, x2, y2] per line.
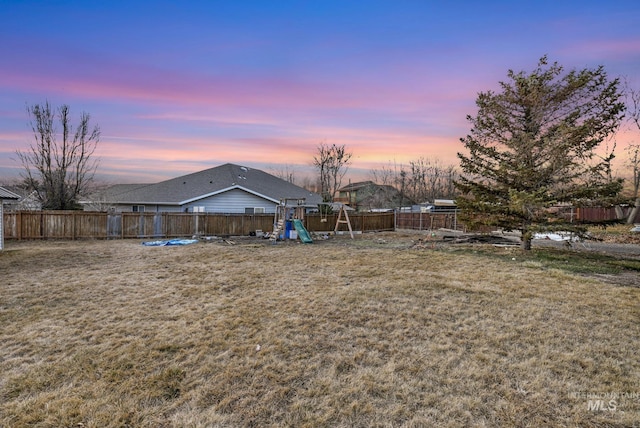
[292, 219, 313, 243]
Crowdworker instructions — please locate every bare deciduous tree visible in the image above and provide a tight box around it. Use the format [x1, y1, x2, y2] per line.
[405, 158, 459, 203]
[299, 175, 320, 193]
[313, 142, 352, 202]
[370, 161, 399, 187]
[269, 164, 297, 184]
[370, 158, 459, 205]
[16, 102, 100, 210]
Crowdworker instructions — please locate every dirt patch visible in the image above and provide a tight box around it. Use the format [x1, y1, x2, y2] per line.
[588, 271, 640, 288]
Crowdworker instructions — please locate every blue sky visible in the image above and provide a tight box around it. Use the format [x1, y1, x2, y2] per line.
[1, 0, 639, 184]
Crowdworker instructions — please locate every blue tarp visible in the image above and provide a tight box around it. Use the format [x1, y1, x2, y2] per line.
[142, 239, 199, 246]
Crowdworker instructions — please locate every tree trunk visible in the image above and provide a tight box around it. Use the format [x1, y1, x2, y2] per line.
[626, 197, 640, 224]
[521, 229, 532, 251]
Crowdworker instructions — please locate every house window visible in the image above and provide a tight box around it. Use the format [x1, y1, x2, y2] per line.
[132, 205, 145, 212]
[245, 207, 265, 214]
[192, 206, 205, 213]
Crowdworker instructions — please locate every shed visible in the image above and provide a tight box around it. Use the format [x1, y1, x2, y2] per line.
[0, 186, 20, 250]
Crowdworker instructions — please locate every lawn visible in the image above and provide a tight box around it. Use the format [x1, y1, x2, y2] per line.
[1, 233, 639, 427]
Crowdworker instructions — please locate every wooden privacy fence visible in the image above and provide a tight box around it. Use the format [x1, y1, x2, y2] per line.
[2, 211, 395, 240]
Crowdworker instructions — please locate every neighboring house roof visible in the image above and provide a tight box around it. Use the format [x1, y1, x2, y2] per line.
[338, 181, 376, 192]
[433, 199, 457, 206]
[97, 163, 322, 206]
[0, 186, 43, 210]
[0, 186, 20, 200]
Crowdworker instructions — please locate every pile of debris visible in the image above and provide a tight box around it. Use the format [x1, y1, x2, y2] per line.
[452, 234, 520, 246]
[411, 233, 519, 249]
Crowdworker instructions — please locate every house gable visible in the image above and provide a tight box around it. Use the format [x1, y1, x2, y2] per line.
[180, 185, 278, 206]
[183, 187, 278, 213]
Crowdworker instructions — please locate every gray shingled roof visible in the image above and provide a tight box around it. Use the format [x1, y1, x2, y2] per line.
[105, 163, 322, 206]
[338, 181, 376, 192]
[0, 186, 20, 200]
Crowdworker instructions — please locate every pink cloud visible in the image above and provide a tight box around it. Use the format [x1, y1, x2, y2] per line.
[0, 43, 482, 120]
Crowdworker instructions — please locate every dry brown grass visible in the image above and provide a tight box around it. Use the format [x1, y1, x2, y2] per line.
[1, 233, 639, 427]
[589, 224, 640, 245]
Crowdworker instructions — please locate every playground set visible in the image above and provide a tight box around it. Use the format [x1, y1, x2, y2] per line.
[270, 199, 354, 243]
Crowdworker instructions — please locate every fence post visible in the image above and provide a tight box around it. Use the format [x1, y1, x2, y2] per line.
[17, 211, 22, 240]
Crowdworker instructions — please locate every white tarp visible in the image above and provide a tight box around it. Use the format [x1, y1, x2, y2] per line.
[534, 232, 580, 242]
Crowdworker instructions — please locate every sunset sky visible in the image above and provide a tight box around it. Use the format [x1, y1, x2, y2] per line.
[1, 1, 639, 185]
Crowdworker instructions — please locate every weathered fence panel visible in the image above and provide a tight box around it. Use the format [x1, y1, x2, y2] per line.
[107, 214, 122, 238]
[306, 214, 338, 232]
[163, 213, 197, 237]
[575, 206, 620, 223]
[3, 211, 393, 240]
[17, 211, 43, 239]
[76, 212, 108, 238]
[305, 213, 394, 233]
[225, 214, 248, 236]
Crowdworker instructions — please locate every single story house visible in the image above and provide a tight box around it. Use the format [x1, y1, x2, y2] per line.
[335, 181, 412, 212]
[82, 163, 322, 214]
[0, 186, 20, 250]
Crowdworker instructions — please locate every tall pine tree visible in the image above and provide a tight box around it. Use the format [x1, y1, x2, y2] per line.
[456, 57, 625, 250]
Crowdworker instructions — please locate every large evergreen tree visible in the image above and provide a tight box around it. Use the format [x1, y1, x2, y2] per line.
[456, 57, 625, 250]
